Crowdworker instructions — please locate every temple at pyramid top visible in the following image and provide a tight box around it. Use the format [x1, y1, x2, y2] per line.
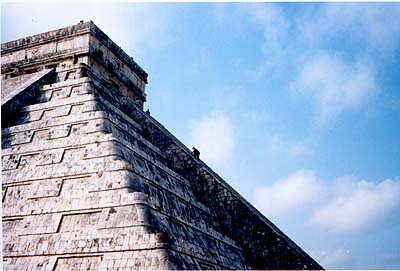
[1, 21, 323, 270]
[2, 20, 148, 109]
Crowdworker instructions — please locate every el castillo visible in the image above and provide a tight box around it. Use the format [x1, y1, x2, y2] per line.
[1, 21, 323, 270]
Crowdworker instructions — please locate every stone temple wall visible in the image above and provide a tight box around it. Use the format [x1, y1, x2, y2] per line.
[1, 21, 323, 270]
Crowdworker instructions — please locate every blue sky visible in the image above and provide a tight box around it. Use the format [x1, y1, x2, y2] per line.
[2, 2, 400, 269]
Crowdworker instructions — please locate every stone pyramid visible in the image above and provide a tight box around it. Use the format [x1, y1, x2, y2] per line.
[1, 21, 323, 270]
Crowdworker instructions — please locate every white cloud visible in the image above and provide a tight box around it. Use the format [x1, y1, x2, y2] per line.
[243, 3, 289, 52]
[188, 111, 236, 165]
[235, 3, 398, 122]
[254, 170, 323, 217]
[242, 109, 270, 124]
[239, 3, 290, 77]
[291, 53, 378, 121]
[311, 248, 351, 269]
[297, 3, 400, 54]
[265, 133, 312, 159]
[239, 2, 400, 54]
[310, 179, 400, 232]
[288, 143, 312, 158]
[254, 170, 400, 233]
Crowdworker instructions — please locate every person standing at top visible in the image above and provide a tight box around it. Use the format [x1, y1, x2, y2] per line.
[192, 147, 200, 159]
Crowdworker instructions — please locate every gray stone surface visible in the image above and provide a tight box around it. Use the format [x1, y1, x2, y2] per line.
[1, 69, 52, 104]
[1, 21, 323, 270]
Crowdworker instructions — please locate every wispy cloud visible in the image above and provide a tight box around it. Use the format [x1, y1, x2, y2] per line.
[243, 3, 289, 52]
[264, 133, 313, 159]
[188, 111, 236, 166]
[297, 3, 400, 54]
[254, 170, 400, 233]
[310, 179, 400, 232]
[254, 170, 323, 216]
[239, 3, 290, 77]
[311, 248, 351, 269]
[291, 53, 378, 121]
[231, 3, 399, 122]
[242, 109, 270, 124]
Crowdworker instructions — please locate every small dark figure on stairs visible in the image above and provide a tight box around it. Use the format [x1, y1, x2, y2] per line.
[192, 147, 200, 159]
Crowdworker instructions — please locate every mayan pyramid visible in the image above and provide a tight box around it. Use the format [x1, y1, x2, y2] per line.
[1, 21, 323, 270]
